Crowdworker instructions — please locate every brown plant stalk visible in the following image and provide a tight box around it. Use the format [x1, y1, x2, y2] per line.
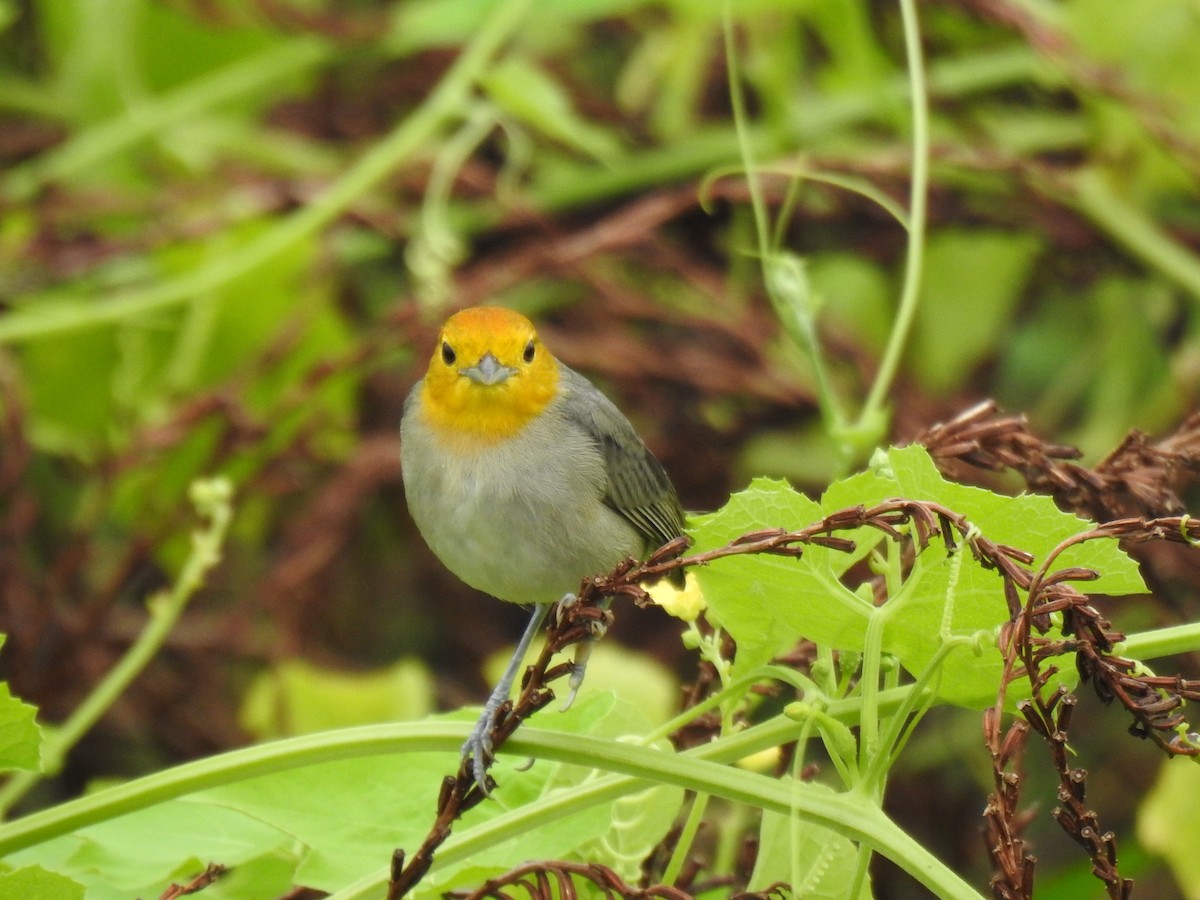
[929, 401, 1200, 900]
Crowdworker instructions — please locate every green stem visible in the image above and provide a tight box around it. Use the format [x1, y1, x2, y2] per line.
[723, 7, 770, 266]
[358, 728, 983, 900]
[864, 635, 973, 791]
[0, 478, 233, 817]
[858, 0, 930, 427]
[856, 607, 889, 789]
[4, 722, 979, 899]
[420, 102, 501, 254]
[661, 791, 709, 886]
[0, 0, 534, 345]
[1116, 622, 1200, 661]
[642, 668, 773, 747]
[4, 693, 977, 898]
[849, 844, 874, 899]
[723, 5, 846, 435]
[0, 686, 923, 859]
[407, 101, 503, 305]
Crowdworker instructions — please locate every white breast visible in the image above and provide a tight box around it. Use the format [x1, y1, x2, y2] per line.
[401, 397, 642, 604]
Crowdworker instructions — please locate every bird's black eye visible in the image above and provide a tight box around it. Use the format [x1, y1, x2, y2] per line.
[523, 339, 536, 364]
[441, 341, 456, 366]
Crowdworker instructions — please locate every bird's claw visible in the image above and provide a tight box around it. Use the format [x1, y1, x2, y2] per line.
[560, 637, 593, 711]
[462, 698, 502, 794]
[459, 602, 552, 798]
[555, 593, 615, 711]
[560, 661, 587, 711]
[551, 592, 579, 627]
[553, 593, 614, 639]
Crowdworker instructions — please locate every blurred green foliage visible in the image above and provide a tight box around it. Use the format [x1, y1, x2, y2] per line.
[1139, 758, 1200, 899]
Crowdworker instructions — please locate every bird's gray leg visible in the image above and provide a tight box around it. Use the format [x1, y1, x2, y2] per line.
[463, 602, 551, 792]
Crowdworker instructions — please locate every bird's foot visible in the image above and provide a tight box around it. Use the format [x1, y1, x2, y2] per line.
[552, 593, 614, 639]
[460, 602, 552, 796]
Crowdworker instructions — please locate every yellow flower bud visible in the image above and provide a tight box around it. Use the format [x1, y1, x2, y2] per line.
[646, 572, 706, 622]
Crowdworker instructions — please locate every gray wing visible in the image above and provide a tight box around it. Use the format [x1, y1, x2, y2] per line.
[557, 364, 686, 551]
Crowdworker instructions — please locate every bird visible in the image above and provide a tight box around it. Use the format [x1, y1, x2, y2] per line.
[400, 305, 686, 791]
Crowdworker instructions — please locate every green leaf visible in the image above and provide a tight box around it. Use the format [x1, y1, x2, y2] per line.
[910, 230, 1042, 394]
[485, 641, 678, 726]
[824, 445, 1146, 706]
[737, 422, 849, 490]
[0, 865, 84, 900]
[808, 252, 892, 353]
[206, 850, 299, 900]
[481, 57, 625, 162]
[997, 276, 1179, 456]
[750, 787, 872, 897]
[576, 781, 682, 885]
[1069, 0, 1200, 149]
[135, 3, 280, 96]
[1079, 278, 1179, 451]
[18, 328, 120, 458]
[198, 749, 443, 892]
[833, 445, 1145, 596]
[239, 658, 436, 740]
[5, 799, 295, 900]
[690, 478, 873, 680]
[690, 447, 1146, 708]
[1137, 756, 1200, 897]
[0, 650, 42, 772]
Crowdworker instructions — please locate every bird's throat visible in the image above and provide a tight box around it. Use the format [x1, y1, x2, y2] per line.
[420, 368, 558, 447]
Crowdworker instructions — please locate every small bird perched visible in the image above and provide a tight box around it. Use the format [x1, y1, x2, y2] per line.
[400, 306, 685, 791]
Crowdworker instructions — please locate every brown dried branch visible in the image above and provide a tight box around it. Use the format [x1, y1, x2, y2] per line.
[982, 708, 1035, 900]
[1034, 518, 1200, 753]
[441, 859, 787, 899]
[985, 514, 1200, 900]
[919, 401, 1200, 522]
[156, 863, 227, 900]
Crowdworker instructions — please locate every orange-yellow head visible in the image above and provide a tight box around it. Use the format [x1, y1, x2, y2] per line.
[419, 306, 560, 445]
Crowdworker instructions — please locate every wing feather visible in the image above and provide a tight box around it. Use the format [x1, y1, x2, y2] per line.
[556, 365, 686, 551]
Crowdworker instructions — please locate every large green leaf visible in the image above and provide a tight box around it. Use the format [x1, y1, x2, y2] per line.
[824, 445, 1146, 706]
[0, 636, 42, 773]
[1137, 756, 1200, 898]
[239, 658, 436, 741]
[910, 230, 1042, 395]
[0, 864, 84, 900]
[9, 692, 681, 899]
[5, 799, 296, 900]
[690, 479, 873, 680]
[750, 786, 872, 898]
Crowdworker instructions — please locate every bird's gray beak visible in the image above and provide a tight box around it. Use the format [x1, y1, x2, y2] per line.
[461, 351, 517, 386]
